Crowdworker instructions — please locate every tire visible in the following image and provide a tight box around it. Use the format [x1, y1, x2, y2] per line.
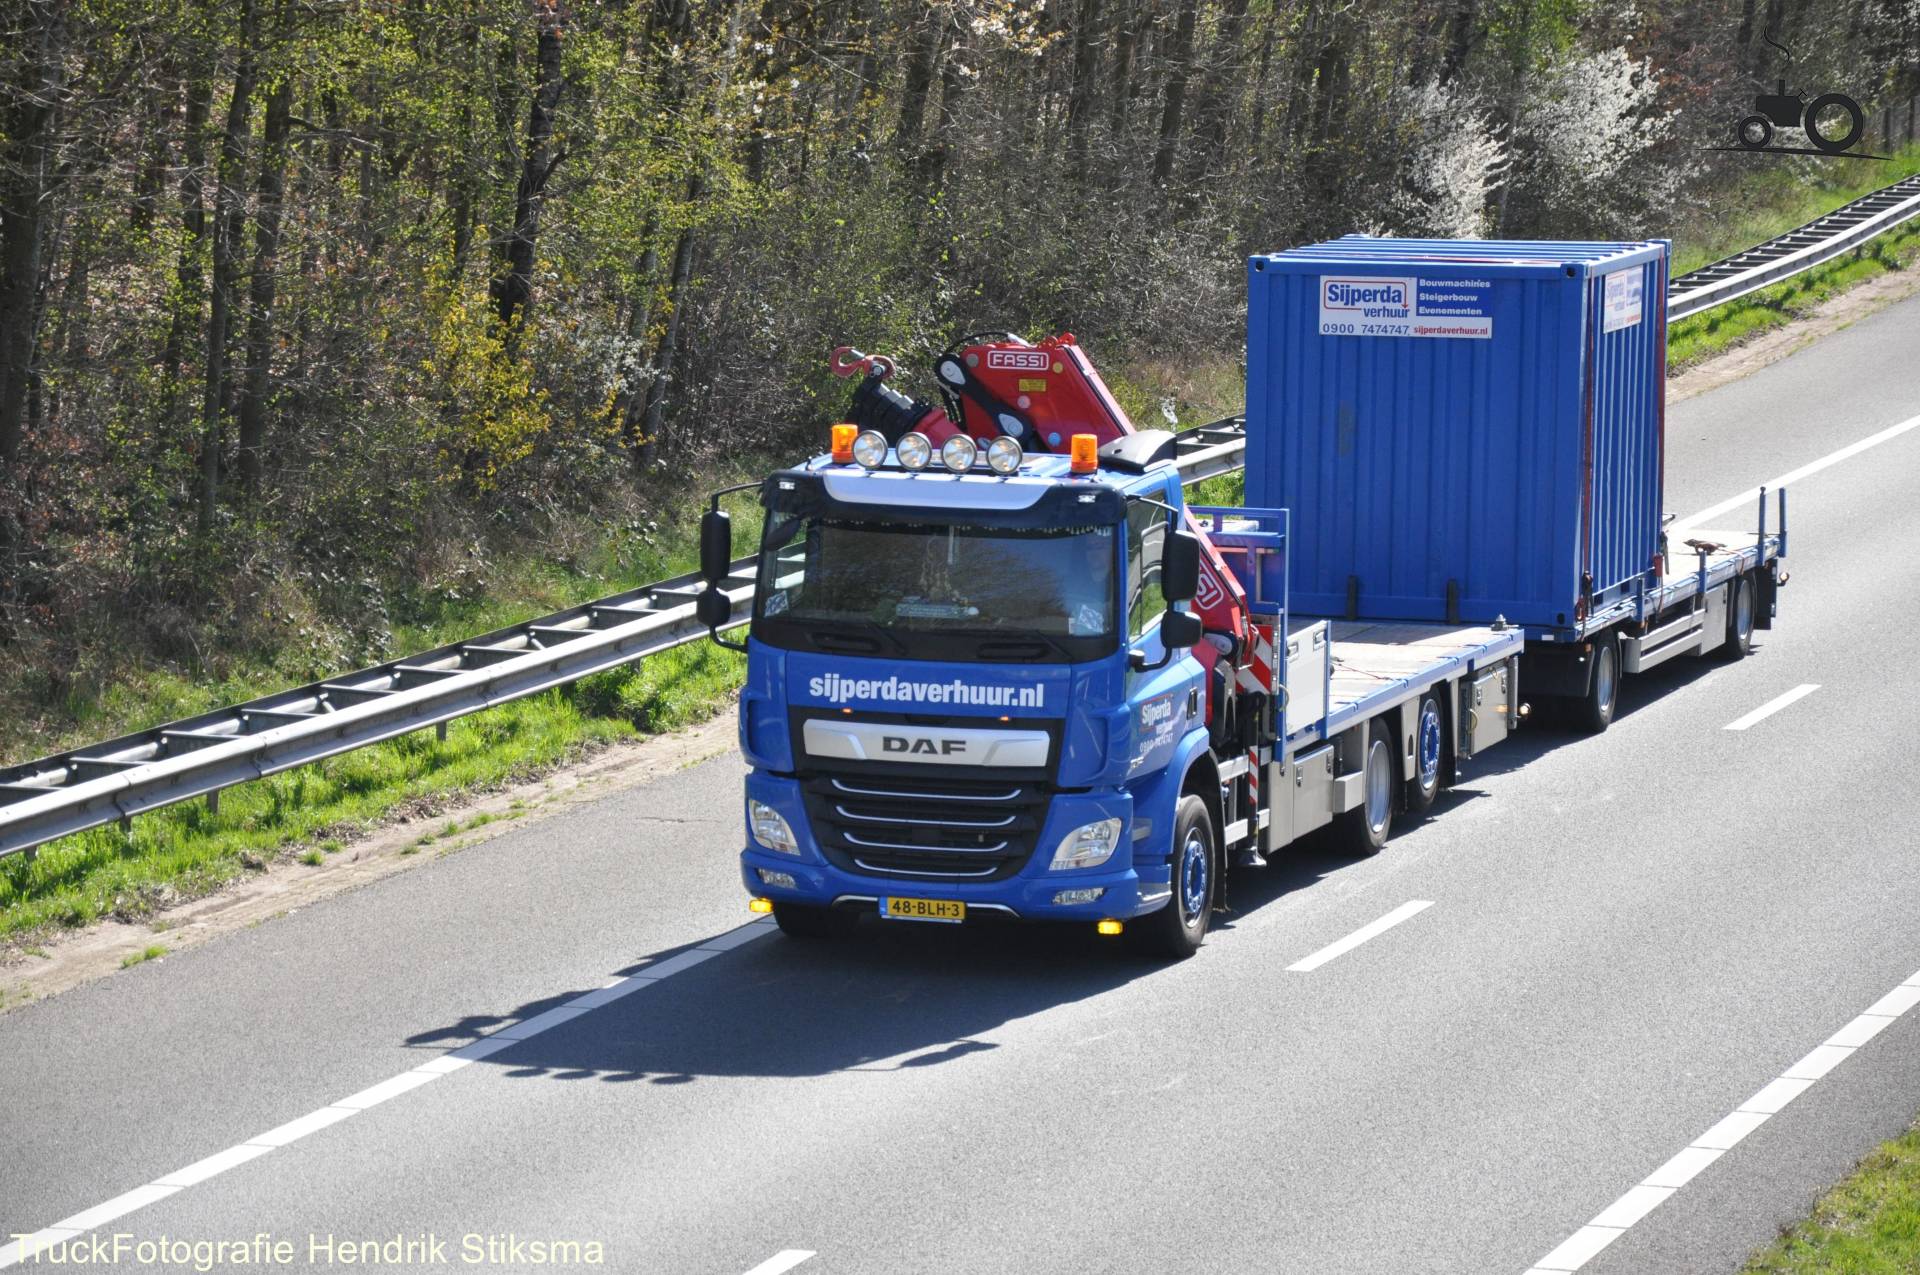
[1334, 721, 1395, 856]
[1720, 574, 1755, 662]
[1404, 694, 1445, 818]
[1737, 114, 1773, 149]
[1575, 632, 1621, 734]
[772, 901, 852, 940]
[1125, 794, 1215, 959]
[1804, 94, 1864, 153]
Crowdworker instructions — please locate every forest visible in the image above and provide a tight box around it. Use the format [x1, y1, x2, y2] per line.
[1, 0, 1916, 711]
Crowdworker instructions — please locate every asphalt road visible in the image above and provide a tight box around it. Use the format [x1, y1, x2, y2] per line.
[5, 289, 1920, 1275]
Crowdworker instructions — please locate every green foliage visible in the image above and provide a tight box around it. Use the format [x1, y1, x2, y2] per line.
[422, 263, 554, 488]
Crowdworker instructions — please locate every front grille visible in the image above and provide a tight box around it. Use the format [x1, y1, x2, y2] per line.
[803, 775, 1050, 882]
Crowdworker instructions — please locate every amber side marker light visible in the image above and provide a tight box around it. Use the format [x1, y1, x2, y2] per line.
[1069, 433, 1099, 475]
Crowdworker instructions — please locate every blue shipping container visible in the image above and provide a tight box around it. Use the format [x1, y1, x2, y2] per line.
[1245, 236, 1669, 634]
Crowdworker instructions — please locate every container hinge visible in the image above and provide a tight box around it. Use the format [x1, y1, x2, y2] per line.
[1445, 579, 1460, 625]
[1345, 575, 1360, 621]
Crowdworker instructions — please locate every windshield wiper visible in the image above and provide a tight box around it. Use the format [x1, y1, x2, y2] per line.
[811, 620, 907, 656]
[971, 628, 1074, 661]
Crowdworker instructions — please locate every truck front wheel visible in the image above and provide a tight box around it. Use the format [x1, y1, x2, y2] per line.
[1125, 794, 1215, 960]
[772, 901, 852, 940]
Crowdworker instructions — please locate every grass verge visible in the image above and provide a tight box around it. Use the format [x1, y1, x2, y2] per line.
[1742, 1117, 1920, 1273]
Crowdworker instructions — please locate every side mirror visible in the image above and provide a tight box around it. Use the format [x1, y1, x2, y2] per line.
[700, 509, 733, 585]
[1162, 529, 1201, 604]
[1160, 609, 1202, 650]
[1127, 608, 1203, 672]
[696, 587, 734, 632]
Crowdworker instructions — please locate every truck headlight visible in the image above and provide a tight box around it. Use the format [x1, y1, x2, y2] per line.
[749, 800, 800, 855]
[1050, 817, 1122, 871]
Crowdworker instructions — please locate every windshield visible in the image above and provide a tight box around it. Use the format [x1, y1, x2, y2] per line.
[753, 513, 1118, 662]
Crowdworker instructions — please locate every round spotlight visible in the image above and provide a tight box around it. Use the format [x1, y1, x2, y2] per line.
[852, 429, 888, 469]
[896, 432, 933, 471]
[940, 435, 978, 473]
[986, 435, 1024, 475]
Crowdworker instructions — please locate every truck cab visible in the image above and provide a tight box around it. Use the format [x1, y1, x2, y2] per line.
[717, 437, 1232, 956]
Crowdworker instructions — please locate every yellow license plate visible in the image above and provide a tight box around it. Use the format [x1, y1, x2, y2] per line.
[881, 896, 966, 924]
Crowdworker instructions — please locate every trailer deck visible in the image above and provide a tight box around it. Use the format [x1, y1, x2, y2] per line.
[1283, 617, 1524, 745]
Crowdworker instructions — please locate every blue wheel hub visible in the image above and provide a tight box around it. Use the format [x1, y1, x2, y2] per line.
[1417, 702, 1442, 791]
[1178, 829, 1209, 924]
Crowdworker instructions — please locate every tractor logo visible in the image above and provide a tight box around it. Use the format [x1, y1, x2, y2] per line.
[1716, 35, 1879, 160]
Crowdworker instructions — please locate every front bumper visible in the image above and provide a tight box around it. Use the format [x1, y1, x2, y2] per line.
[739, 772, 1170, 923]
[741, 848, 1168, 921]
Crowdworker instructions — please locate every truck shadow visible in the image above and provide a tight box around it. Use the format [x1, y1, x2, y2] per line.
[403, 830, 1379, 1085]
[401, 918, 1172, 1085]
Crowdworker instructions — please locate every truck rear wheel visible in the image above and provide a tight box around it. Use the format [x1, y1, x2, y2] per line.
[1125, 794, 1214, 960]
[1720, 575, 1755, 662]
[772, 901, 852, 940]
[1404, 694, 1444, 818]
[1335, 721, 1395, 856]
[1575, 633, 1620, 734]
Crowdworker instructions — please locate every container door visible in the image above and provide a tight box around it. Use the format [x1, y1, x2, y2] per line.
[1580, 253, 1666, 620]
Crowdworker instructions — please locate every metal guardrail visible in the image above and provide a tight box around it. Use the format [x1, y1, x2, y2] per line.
[8, 166, 1920, 859]
[1668, 173, 1920, 320]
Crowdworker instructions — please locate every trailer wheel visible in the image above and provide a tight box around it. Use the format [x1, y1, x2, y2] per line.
[1335, 721, 1395, 856]
[772, 901, 852, 940]
[1720, 575, 1755, 662]
[1404, 694, 1445, 818]
[1575, 633, 1620, 734]
[1125, 795, 1214, 960]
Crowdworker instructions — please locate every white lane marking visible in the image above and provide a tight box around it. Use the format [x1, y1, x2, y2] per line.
[1287, 900, 1434, 973]
[742, 1251, 816, 1275]
[1522, 963, 1920, 1272]
[1675, 410, 1920, 529]
[0, 917, 779, 1271]
[1723, 684, 1819, 731]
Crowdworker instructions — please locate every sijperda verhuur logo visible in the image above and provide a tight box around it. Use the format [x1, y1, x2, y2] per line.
[1717, 34, 1879, 161]
[1322, 278, 1411, 317]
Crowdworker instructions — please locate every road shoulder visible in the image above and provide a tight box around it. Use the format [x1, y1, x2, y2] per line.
[0, 710, 737, 1013]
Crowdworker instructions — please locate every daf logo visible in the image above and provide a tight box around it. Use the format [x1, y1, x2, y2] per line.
[802, 719, 1049, 767]
[883, 736, 967, 756]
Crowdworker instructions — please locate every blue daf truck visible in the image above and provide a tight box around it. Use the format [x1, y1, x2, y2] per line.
[691, 238, 1788, 958]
